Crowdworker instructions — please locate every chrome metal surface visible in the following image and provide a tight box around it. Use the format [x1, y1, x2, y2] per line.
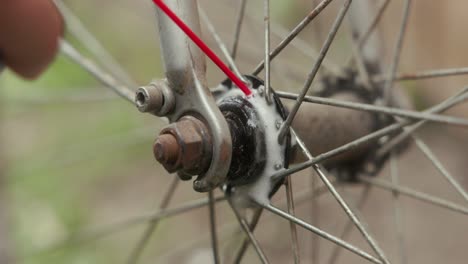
[135, 80, 175, 116]
[155, 0, 232, 192]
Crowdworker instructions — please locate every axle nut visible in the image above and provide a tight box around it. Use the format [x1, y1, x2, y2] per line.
[154, 134, 179, 166]
[154, 116, 212, 176]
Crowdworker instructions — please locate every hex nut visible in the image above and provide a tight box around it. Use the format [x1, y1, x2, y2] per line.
[154, 116, 212, 176]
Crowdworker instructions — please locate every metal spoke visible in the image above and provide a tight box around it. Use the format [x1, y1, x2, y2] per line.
[274, 88, 468, 183]
[264, 0, 272, 103]
[374, 67, 468, 82]
[262, 204, 382, 264]
[10, 128, 154, 183]
[126, 177, 179, 264]
[227, 181, 326, 263]
[345, 0, 390, 67]
[376, 87, 468, 158]
[200, 8, 245, 80]
[313, 165, 390, 264]
[5, 90, 117, 105]
[359, 176, 468, 215]
[106, 195, 221, 228]
[278, 0, 352, 142]
[328, 185, 371, 264]
[292, 130, 389, 263]
[29, 195, 227, 257]
[53, 0, 137, 87]
[310, 171, 320, 264]
[252, 0, 334, 75]
[389, 153, 407, 264]
[232, 209, 263, 264]
[383, 0, 412, 104]
[285, 178, 300, 264]
[284, 181, 333, 209]
[277, 91, 468, 127]
[231, 0, 247, 60]
[60, 39, 135, 103]
[290, 129, 385, 263]
[347, 20, 372, 89]
[287, 181, 334, 207]
[412, 135, 468, 202]
[229, 200, 269, 264]
[238, 1, 340, 75]
[208, 191, 221, 264]
[357, 0, 391, 50]
[158, 221, 239, 263]
[228, 183, 327, 264]
[274, 121, 407, 182]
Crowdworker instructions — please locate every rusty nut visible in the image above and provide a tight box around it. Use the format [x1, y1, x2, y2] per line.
[154, 116, 212, 176]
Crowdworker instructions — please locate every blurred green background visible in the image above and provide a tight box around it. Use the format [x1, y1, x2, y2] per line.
[2, 1, 163, 263]
[2, 1, 468, 264]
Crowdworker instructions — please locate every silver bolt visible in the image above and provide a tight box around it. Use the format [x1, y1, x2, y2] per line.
[275, 119, 282, 129]
[135, 80, 175, 116]
[135, 84, 164, 113]
[274, 163, 283, 170]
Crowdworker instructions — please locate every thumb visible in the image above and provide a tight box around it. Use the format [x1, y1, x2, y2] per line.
[0, 0, 64, 79]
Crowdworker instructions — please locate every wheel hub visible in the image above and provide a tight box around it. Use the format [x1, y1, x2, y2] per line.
[215, 75, 290, 206]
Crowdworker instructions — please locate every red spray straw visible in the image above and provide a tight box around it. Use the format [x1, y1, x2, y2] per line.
[152, 0, 252, 96]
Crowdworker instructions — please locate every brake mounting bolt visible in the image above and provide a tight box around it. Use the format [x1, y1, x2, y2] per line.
[135, 85, 163, 113]
[135, 80, 175, 116]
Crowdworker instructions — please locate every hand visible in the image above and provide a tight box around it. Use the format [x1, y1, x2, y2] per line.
[0, 0, 63, 79]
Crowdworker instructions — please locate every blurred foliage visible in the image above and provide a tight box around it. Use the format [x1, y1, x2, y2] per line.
[1, 1, 161, 262]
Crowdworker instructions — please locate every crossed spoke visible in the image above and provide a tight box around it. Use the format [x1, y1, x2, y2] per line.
[278, 0, 353, 142]
[28, 1, 468, 263]
[125, 177, 179, 264]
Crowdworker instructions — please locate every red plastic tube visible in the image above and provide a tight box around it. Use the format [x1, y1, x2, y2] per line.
[152, 0, 252, 96]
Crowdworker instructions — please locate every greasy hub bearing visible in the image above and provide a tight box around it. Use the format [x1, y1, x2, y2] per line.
[215, 75, 290, 203]
[153, 75, 290, 201]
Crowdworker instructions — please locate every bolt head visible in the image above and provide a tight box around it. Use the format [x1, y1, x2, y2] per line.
[155, 116, 213, 176]
[135, 84, 164, 113]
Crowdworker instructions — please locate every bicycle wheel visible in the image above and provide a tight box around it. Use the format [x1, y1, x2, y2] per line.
[2, 0, 468, 264]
